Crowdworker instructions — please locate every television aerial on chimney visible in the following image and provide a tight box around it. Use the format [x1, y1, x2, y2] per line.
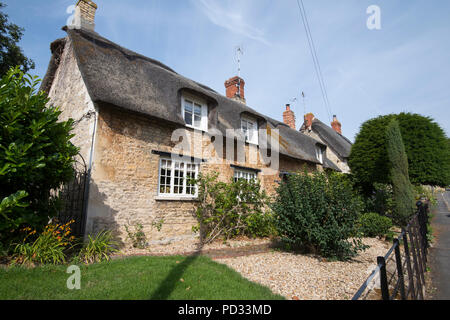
[235, 45, 244, 97]
[301, 91, 306, 115]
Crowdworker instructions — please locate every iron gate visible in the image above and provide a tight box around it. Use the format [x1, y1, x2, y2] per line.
[56, 154, 88, 237]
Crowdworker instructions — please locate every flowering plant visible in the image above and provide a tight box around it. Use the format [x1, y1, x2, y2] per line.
[13, 220, 76, 266]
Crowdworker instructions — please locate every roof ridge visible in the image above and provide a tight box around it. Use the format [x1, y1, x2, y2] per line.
[66, 27, 178, 74]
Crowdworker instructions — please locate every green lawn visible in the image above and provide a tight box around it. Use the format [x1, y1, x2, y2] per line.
[0, 255, 284, 300]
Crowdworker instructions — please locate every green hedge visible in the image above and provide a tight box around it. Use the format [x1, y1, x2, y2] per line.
[358, 212, 393, 238]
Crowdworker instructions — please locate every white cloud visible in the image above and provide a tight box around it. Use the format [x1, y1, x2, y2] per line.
[193, 0, 271, 46]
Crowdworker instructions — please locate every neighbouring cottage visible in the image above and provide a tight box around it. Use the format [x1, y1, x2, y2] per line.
[41, 0, 342, 245]
[282, 104, 352, 174]
[299, 113, 352, 173]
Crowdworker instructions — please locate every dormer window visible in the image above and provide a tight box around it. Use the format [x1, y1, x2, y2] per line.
[316, 145, 325, 164]
[182, 95, 208, 131]
[241, 116, 258, 145]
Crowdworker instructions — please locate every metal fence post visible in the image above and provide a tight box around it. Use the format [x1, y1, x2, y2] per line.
[394, 238, 406, 300]
[408, 222, 424, 300]
[417, 202, 429, 263]
[412, 219, 426, 289]
[378, 256, 390, 300]
[402, 229, 416, 300]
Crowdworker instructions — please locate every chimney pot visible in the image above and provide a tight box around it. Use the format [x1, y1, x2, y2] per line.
[283, 104, 296, 129]
[225, 76, 246, 104]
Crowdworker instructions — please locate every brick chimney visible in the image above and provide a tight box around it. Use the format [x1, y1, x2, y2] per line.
[331, 115, 342, 135]
[304, 113, 315, 131]
[283, 104, 296, 129]
[75, 0, 97, 31]
[225, 76, 246, 104]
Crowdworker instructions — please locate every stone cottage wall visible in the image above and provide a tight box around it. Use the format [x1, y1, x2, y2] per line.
[86, 106, 317, 246]
[47, 37, 97, 165]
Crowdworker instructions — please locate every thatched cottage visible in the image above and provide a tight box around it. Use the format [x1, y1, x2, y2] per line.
[300, 113, 352, 173]
[41, 0, 348, 244]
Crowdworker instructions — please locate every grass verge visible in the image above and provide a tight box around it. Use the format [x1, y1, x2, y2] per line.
[0, 255, 284, 300]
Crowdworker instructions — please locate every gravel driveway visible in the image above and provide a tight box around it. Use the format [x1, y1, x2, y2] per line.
[214, 238, 391, 300]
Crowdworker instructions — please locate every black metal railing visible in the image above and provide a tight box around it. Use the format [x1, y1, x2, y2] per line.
[352, 202, 429, 300]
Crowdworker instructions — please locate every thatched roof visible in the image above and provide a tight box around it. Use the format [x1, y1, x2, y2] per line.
[42, 27, 339, 169]
[311, 119, 352, 159]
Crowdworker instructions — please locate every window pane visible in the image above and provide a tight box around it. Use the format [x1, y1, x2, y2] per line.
[184, 100, 193, 125]
[194, 114, 201, 128]
[174, 162, 184, 194]
[159, 160, 172, 194]
[186, 163, 197, 195]
[194, 104, 202, 116]
[185, 111, 192, 125]
[185, 100, 193, 112]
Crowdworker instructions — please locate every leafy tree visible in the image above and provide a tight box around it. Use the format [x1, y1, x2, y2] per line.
[386, 120, 415, 226]
[0, 2, 34, 76]
[0, 68, 78, 248]
[349, 113, 450, 192]
[271, 170, 366, 261]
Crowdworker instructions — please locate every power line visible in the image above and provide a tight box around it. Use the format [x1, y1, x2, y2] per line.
[296, 0, 332, 123]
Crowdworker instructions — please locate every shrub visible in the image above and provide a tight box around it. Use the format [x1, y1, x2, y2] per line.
[77, 231, 119, 264]
[245, 210, 277, 238]
[125, 222, 147, 249]
[414, 185, 437, 207]
[12, 220, 76, 266]
[386, 120, 416, 226]
[0, 191, 29, 253]
[363, 183, 394, 217]
[0, 68, 78, 248]
[271, 171, 366, 261]
[358, 213, 393, 238]
[193, 172, 274, 244]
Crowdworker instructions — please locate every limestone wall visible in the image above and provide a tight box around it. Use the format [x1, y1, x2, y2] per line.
[47, 37, 97, 165]
[87, 106, 316, 245]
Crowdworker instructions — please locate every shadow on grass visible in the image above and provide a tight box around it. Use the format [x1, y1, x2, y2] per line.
[149, 251, 202, 300]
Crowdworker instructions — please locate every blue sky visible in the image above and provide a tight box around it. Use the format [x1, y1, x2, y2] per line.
[4, 0, 450, 141]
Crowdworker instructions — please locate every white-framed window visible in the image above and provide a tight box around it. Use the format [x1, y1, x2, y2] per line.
[315, 145, 325, 164]
[158, 158, 199, 197]
[181, 95, 208, 131]
[233, 169, 258, 183]
[241, 117, 258, 145]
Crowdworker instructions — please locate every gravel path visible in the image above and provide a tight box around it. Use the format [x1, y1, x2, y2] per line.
[214, 238, 391, 300]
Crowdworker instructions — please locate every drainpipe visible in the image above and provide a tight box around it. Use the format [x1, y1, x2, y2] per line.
[81, 107, 99, 239]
